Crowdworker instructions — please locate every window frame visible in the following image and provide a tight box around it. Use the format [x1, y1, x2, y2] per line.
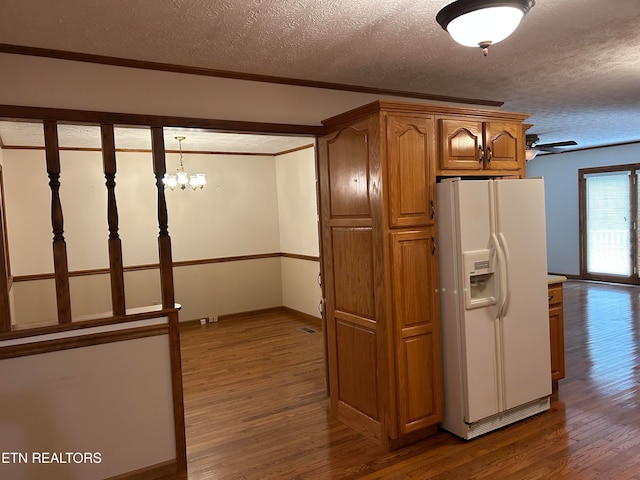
[579, 163, 639, 284]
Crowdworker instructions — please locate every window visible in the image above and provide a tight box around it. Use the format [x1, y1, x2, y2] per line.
[579, 164, 638, 283]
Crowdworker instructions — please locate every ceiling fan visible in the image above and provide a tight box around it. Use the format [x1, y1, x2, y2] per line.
[526, 134, 578, 160]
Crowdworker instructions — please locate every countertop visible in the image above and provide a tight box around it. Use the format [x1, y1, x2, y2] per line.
[548, 274, 568, 285]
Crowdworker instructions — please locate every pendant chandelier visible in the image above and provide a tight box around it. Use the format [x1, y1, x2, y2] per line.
[436, 0, 535, 56]
[162, 136, 206, 190]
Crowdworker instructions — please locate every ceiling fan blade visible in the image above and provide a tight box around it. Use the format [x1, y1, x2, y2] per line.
[538, 147, 566, 154]
[535, 140, 578, 149]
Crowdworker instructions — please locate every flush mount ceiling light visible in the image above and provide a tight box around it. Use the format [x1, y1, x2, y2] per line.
[436, 0, 535, 56]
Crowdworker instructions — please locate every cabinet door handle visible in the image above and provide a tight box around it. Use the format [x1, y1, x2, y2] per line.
[487, 146, 493, 163]
[317, 272, 322, 287]
[431, 236, 437, 256]
[478, 145, 484, 163]
[430, 199, 435, 220]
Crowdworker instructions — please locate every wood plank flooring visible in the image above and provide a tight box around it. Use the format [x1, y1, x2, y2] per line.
[180, 281, 640, 479]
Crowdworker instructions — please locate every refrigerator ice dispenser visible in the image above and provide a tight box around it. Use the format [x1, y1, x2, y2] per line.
[463, 249, 496, 309]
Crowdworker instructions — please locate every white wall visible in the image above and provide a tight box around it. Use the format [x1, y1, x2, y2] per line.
[527, 143, 640, 276]
[3, 146, 287, 324]
[168, 152, 281, 260]
[275, 147, 321, 318]
[280, 257, 321, 318]
[174, 258, 283, 321]
[3, 149, 282, 275]
[276, 147, 319, 257]
[0, 53, 493, 126]
[3, 149, 51, 275]
[0, 331, 176, 479]
[3, 143, 323, 324]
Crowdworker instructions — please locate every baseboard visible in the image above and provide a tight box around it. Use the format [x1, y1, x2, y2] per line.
[105, 459, 185, 480]
[219, 306, 285, 320]
[282, 306, 322, 328]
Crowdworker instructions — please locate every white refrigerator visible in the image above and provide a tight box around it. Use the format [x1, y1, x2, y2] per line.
[437, 177, 551, 440]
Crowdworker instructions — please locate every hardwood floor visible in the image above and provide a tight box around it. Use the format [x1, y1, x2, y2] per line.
[180, 281, 640, 479]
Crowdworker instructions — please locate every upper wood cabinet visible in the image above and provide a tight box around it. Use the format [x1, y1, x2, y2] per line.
[438, 118, 483, 171]
[484, 120, 522, 171]
[386, 114, 436, 227]
[325, 125, 371, 218]
[438, 118, 523, 174]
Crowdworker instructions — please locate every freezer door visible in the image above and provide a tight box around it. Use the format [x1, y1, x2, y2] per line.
[455, 180, 502, 422]
[495, 178, 552, 409]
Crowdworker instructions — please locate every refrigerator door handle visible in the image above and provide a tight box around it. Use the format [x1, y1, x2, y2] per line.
[491, 231, 508, 413]
[493, 180, 510, 319]
[488, 180, 508, 318]
[497, 232, 511, 317]
[491, 233, 508, 318]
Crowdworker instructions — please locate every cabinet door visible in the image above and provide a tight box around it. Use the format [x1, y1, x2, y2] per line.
[387, 115, 436, 227]
[549, 307, 565, 381]
[390, 229, 443, 436]
[438, 119, 483, 171]
[484, 121, 521, 171]
[548, 284, 565, 382]
[318, 119, 384, 441]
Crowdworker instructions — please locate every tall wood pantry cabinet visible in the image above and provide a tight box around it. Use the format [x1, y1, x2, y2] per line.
[317, 101, 529, 450]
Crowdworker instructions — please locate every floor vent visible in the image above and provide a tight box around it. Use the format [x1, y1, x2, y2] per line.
[300, 327, 318, 334]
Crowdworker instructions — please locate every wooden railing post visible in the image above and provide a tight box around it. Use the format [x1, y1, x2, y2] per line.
[151, 128, 175, 309]
[101, 124, 126, 316]
[44, 121, 72, 324]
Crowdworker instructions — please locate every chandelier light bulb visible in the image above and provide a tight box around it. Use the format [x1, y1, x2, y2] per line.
[162, 136, 207, 191]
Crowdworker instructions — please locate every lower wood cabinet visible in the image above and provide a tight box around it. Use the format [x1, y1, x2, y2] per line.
[391, 229, 443, 437]
[548, 282, 566, 387]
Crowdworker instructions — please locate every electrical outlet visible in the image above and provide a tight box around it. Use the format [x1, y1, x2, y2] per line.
[208, 316, 214, 323]
[213, 315, 219, 323]
[200, 318, 206, 326]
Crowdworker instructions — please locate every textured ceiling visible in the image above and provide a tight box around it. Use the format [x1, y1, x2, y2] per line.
[1, 0, 640, 154]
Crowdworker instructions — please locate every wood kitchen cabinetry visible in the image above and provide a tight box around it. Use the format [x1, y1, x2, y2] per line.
[438, 118, 524, 175]
[317, 101, 529, 449]
[548, 280, 566, 388]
